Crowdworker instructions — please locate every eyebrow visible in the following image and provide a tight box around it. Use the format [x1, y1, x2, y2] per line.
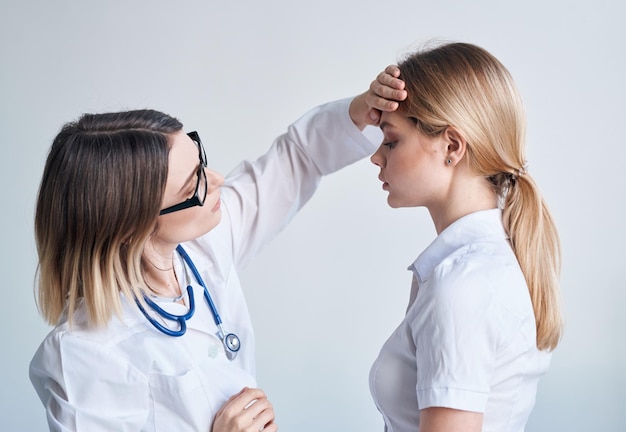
[379, 121, 393, 131]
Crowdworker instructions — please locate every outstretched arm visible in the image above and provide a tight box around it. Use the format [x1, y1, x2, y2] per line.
[215, 65, 407, 270]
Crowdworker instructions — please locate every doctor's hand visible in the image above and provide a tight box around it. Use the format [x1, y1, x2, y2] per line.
[349, 65, 407, 130]
[212, 387, 277, 432]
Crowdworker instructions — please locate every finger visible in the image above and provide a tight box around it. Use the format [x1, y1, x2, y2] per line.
[368, 109, 381, 125]
[365, 92, 400, 112]
[370, 79, 407, 101]
[385, 64, 401, 78]
[366, 81, 407, 102]
[221, 387, 266, 417]
[244, 397, 272, 418]
[258, 421, 278, 432]
[242, 396, 274, 429]
[377, 69, 405, 91]
[257, 419, 278, 432]
[252, 405, 275, 431]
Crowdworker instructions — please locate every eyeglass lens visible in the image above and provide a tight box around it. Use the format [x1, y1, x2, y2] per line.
[197, 165, 208, 205]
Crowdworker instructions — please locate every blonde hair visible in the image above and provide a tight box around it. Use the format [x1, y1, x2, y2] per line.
[35, 110, 182, 327]
[398, 42, 562, 350]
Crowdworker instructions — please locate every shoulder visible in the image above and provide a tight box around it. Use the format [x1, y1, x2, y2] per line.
[412, 240, 533, 341]
[30, 312, 151, 399]
[428, 240, 526, 304]
[32, 299, 150, 371]
[30, 317, 152, 429]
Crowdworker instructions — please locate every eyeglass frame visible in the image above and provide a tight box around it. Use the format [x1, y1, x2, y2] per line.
[159, 131, 208, 216]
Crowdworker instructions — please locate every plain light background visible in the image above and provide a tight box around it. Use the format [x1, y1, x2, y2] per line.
[1, 0, 625, 430]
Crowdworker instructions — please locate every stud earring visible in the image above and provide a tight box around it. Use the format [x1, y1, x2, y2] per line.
[446, 159, 452, 165]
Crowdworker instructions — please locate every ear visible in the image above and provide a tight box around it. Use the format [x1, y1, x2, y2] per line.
[442, 126, 467, 166]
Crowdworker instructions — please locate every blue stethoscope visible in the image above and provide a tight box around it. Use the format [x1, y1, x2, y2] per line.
[135, 245, 241, 360]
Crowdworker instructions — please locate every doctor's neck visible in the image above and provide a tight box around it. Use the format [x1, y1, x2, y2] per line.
[141, 242, 182, 298]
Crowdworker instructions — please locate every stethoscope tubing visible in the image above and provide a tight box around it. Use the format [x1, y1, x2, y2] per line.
[135, 245, 241, 356]
[175, 245, 224, 327]
[135, 285, 195, 337]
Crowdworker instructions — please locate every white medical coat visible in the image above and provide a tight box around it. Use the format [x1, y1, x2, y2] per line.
[30, 97, 378, 432]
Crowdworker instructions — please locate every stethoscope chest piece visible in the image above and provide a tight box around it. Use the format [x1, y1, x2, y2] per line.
[225, 333, 240, 351]
[219, 332, 241, 360]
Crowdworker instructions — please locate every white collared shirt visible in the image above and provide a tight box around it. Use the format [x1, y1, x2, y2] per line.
[369, 209, 551, 432]
[30, 98, 377, 432]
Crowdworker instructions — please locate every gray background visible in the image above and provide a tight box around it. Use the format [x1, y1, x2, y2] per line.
[1, 0, 625, 430]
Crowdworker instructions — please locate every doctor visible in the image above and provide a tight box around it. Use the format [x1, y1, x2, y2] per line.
[29, 73, 404, 431]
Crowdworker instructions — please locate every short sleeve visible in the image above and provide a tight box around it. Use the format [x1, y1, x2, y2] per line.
[410, 257, 501, 413]
[30, 331, 150, 431]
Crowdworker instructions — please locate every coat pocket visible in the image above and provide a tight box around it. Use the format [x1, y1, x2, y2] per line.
[149, 366, 214, 432]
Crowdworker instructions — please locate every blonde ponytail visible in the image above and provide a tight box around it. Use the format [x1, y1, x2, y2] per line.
[502, 173, 562, 350]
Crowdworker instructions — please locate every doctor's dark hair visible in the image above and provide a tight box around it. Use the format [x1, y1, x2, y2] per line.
[397, 42, 562, 351]
[35, 109, 183, 327]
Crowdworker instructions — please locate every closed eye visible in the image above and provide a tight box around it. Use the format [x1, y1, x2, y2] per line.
[383, 141, 398, 149]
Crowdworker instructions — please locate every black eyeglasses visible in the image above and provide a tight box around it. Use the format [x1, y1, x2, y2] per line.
[159, 131, 208, 216]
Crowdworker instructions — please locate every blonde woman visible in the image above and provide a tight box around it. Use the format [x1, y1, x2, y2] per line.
[29, 81, 400, 431]
[367, 42, 562, 432]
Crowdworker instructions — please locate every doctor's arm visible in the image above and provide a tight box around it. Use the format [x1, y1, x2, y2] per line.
[219, 66, 406, 270]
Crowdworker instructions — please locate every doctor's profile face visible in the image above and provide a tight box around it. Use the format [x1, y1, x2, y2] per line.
[155, 130, 224, 245]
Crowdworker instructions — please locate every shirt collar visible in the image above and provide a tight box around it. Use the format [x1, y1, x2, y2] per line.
[408, 208, 508, 284]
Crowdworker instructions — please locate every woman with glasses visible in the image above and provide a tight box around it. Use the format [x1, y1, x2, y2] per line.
[29, 80, 403, 431]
